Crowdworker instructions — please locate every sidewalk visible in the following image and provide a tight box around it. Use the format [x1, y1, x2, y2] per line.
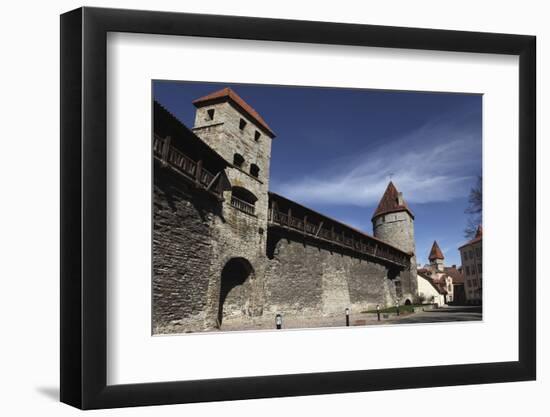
[217, 309, 410, 332]
[212, 305, 481, 332]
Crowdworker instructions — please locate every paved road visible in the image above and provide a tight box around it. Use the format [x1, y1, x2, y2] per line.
[387, 305, 482, 324]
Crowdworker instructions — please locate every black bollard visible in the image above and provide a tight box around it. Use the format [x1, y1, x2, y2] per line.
[376, 304, 381, 321]
[275, 313, 282, 330]
[345, 308, 350, 327]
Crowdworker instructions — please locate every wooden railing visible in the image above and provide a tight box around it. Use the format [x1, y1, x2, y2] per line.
[153, 134, 221, 197]
[268, 208, 409, 267]
[230, 195, 255, 215]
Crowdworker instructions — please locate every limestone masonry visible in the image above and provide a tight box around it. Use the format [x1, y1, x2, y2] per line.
[152, 88, 419, 333]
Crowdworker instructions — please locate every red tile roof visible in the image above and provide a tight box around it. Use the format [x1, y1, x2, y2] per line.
[459, 225, 483, 249]
[444, 266, 464, 284]
[417, 270, 447, 295]
[428, 240, 444, 261]
[193, 87, 276, 137]
[419, 264, 464, 288]
[372, 182, 414, 220]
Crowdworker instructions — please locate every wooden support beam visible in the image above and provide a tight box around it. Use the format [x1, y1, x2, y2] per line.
[161, 135, 171, 166]
[315, 221, 324, 237]
[303, 215, 307, 233]
[206, 172, 220, 191]
[195, 159, 203, 186]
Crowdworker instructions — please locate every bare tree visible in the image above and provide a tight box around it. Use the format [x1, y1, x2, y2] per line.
[464, 175, 482, 239]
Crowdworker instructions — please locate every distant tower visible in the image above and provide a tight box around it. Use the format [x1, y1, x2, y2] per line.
[372, 181, 417, 302]
[428, 240, 445, 272]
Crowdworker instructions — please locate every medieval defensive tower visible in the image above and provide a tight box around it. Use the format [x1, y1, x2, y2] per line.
[192, 88, 275, 212]
[191, 88, 276, 325]
[372, 181, 418, 301]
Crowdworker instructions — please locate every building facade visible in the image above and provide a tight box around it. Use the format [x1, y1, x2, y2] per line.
[417, 273, 446, 307]
[459, 226, 483, 304]
[417, 241, 463, 305]
[153, 88, 419, 334]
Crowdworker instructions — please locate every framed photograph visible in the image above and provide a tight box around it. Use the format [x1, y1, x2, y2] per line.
[60, 6, 536, 409]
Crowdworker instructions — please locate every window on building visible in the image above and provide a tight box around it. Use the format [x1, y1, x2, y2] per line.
[250, 163, 260, 178]
[233, 153, 244, 168]
[476, 247, 481, 257]
[230, 186, 257, 215]
[464, 251, 468, 260]
[239, 118, 247, 130]
[466, 266, 470, 275]
[469, 250, 474, 258]
[478, 263, 482, 274]
[254, 131, 261, 141]
[207, 109, 215, 120]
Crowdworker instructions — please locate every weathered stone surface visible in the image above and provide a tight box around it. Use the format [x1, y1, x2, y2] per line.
[264, 234, 400, 316]
[373, 211, 418, 303]
[152, 89, 418, 334]
[152, 169, 219, 333]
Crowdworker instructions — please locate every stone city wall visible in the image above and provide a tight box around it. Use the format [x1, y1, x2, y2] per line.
[264, 232, 403, 317]
[152, 168, 219, 334]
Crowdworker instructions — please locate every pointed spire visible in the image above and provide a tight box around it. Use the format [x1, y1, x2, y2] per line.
[459, 224, 483, 250]
[192, 87, 275, 137]
[372, 181, 414, 220]
[475, 225, 483, 239]
[428, 240, 445, 261]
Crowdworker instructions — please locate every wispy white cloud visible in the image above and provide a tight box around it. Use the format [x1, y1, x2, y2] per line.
[271, 117, 481, 207]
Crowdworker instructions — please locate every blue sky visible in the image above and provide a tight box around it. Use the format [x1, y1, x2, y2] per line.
[154, 81, 482, 267]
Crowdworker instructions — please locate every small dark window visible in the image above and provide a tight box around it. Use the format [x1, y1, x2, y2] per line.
[250, 164, 260, 178]
[207, 109, 215, 120]
[254, 131, 261, 141]
[233, 153, 244, 168]
[239, 118, 247, 130]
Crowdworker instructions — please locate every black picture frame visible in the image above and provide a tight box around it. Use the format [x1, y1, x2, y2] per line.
[60, 6, 536, 410]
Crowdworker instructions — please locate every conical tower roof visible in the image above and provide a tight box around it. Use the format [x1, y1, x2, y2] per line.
[372, 181, 414, 220]
[429, 240, 445, 261]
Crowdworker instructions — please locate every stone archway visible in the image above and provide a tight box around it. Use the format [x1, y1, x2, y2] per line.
[217, 257, 255, 326]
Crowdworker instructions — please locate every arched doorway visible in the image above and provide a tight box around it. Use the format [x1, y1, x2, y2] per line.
[218, 258, 255, 326]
